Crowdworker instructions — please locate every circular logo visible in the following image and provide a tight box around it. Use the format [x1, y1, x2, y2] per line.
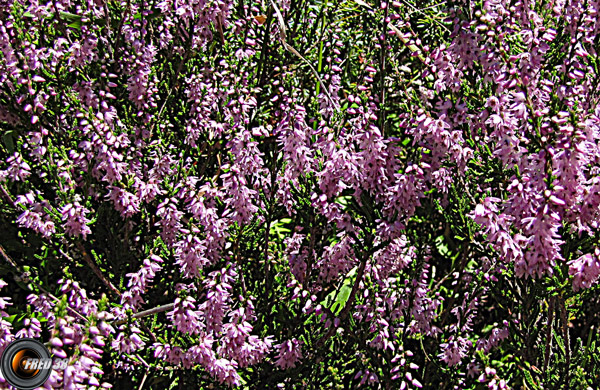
[1, 338, 52, 390]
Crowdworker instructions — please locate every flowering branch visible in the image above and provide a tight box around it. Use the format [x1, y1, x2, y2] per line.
[112, 303, 176, 326]
[0, 244, 88, 323]
[73, 242, 121, 297]
[269, 0, 340, 112]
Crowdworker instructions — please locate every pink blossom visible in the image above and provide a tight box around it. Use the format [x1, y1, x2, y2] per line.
[439, 336, 472, 366]
[61, 202, 92, 239]
[1, 153, 31, 181]
[274, 338, 303, 369]
[569, 251, 600, 291]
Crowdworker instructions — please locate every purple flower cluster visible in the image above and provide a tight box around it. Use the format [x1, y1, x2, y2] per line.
[0, 0, 598, 386]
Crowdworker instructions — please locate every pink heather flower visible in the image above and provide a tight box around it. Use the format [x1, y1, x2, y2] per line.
[0, 0, 598, 386]
[284, 233, 308, 282]
[183, 336, 217, 368]
[26, 131, 47, 159]
[15, 318, 42, 338]
[275, 338, 303, 369]
[467, 361, 481, 378]
[476, 321, 510, 353]
[168, 296, 203, 335]
[211, 358, 241, 386]
[520, 205, 564, 278]
[67, 35, 99, 68]
[569, 251, 600, 291]
[471, 199, 525, 269]
[234, 334, 273, 367]
[217, 306, 273, 367]
[26, 293, 54, 324]
[72, 81, 99, 109]
[218, 320, 271, 367]
[133, 177, 164, 203]
[112, 326, 145, 354]
[149, 153, 177, 180]
[156, 198, 183, 246]
[0, 280, 12, 316]
[174, 234, 209, 278]
[15, 193, 55, 237]
[61, 202, 92, 239]
[221, 166, 259, 225]
[439, 336, 471, 366]
[202, 284, 229, 333]
[1, 153, 31, 182]
[58, 279, 100, 317]
[184, 186, 229, 264]
[125, 44, 158, 110]
[373, 235, 413, 279]
[356, 369, 380, 386]
[122, 255, 163, 309]
[317, 235, 355, 282]
[408, 262, 442, 337]
[107, 186, 141, 218]
[154, 343, 185, 365]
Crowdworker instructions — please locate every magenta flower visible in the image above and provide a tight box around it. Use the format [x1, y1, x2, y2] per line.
[274, 338, 303, 369]
[61, 202, 92, 239]
[107, 186, 141, 218]
[168, 296, 203, 335]
[569, 251, 600, 291]
[1, 153, 31, 182]
[15, 192, 55, 237]
[439, 336, 472, 366]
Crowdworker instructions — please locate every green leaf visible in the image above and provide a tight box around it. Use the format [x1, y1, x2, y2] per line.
[353, 0, 373, 9]
[334, 195, 353, 209]
[270, 218, 292, 240]
[522, 366, 542, 390]
[330, 283, 352, 316]
[322, 266, 357, 316]
[2, 131, 15, 154]
[435, 235, 450, 257]
[554, 330, 566, 356]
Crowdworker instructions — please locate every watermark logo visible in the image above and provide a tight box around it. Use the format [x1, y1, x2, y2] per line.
[0, 338, 65, 390]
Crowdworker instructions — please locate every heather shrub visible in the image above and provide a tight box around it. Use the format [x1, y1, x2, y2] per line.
[0, 0, 599, 388]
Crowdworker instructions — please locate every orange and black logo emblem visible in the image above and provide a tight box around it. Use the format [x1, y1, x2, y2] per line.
[1, 338, 53, 390]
